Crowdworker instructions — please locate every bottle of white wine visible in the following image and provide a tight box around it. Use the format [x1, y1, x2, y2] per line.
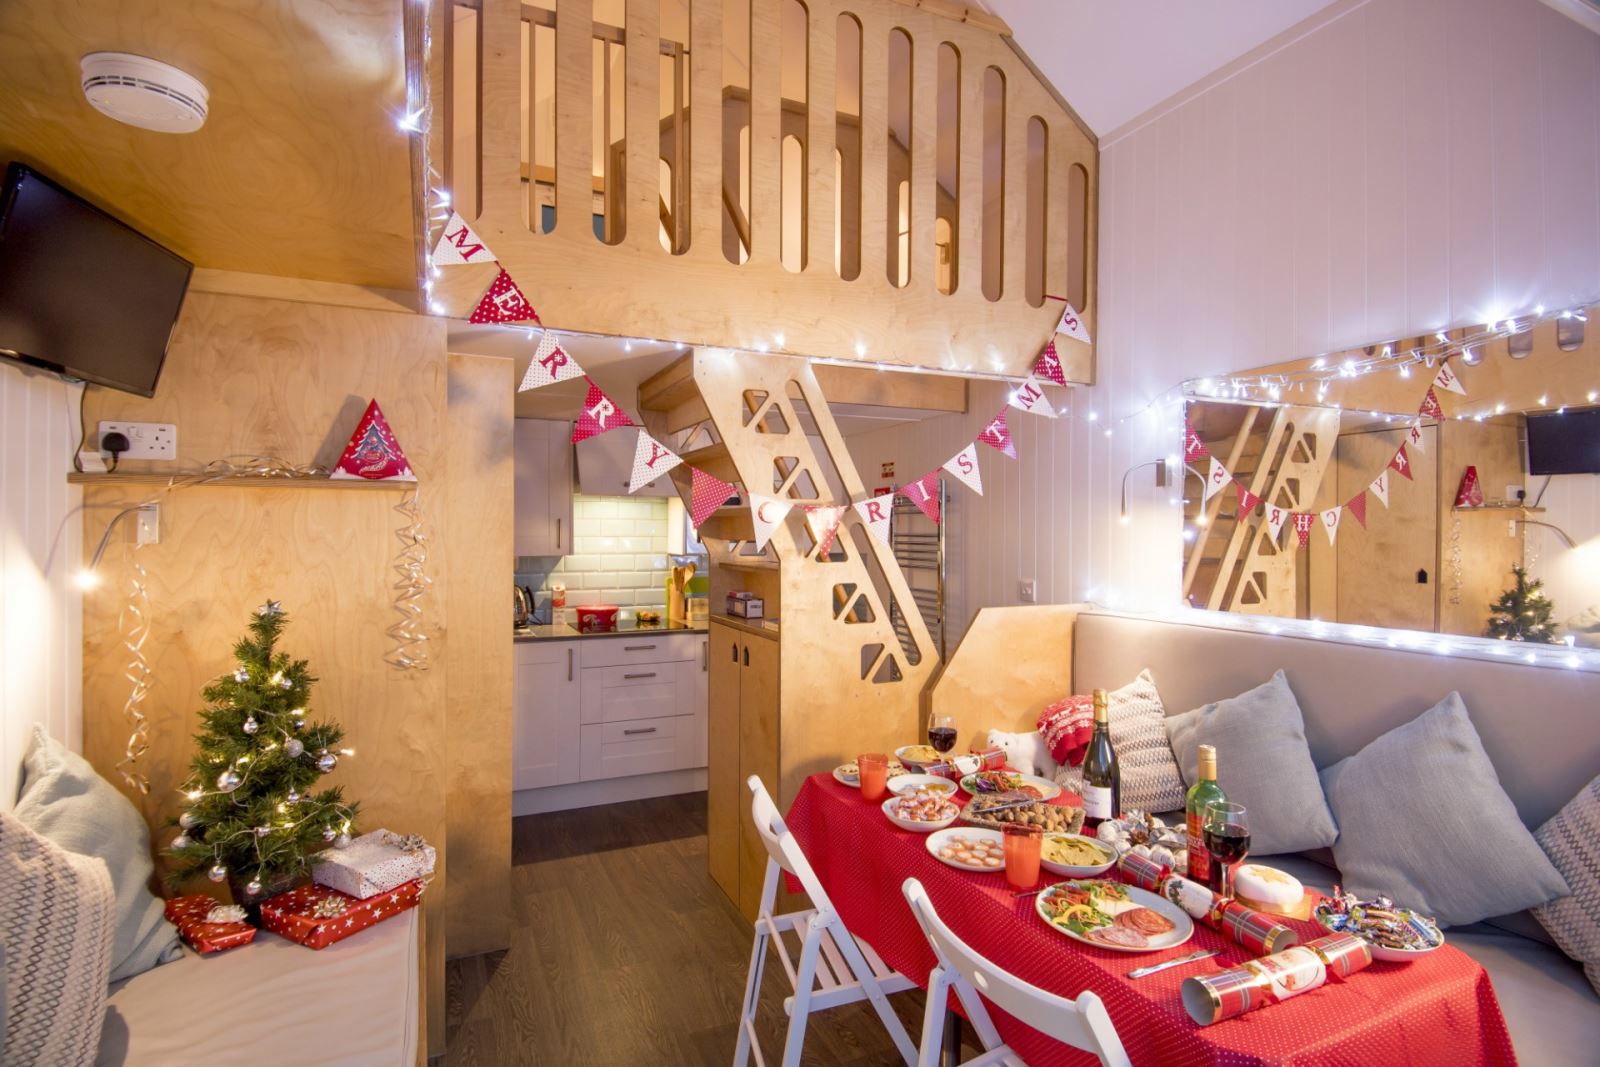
[1081, 688, 1121, 830]
[1185, 744, 1226, 884]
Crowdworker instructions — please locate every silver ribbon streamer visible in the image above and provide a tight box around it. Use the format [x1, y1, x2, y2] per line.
[116, 544, 153, 794]
[385, 488, 432, 670]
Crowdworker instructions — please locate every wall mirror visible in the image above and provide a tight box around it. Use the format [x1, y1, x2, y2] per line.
[1181, 306, 1600, 648]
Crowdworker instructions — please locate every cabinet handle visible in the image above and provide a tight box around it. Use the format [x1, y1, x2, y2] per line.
[556, 517, 562, 549]
[731, 640, 738, 662]
[623, 727, 657, 736]
[567, 648, 574, 682]
[624, 644, 657, 651]
[623, 672, 657, 680]
[701, 643, 707, 670]
[743, 645, 749, 667]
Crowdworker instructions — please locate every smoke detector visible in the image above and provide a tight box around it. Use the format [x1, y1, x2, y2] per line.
[80, 52, 208, 134]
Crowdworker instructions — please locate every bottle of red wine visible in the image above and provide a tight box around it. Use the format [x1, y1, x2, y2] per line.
[1081, 689, 1121, 830]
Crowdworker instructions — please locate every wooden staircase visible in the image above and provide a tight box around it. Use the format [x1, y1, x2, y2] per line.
[1183, 404, 1341, 617]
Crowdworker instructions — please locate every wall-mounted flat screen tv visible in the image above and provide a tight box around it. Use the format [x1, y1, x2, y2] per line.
[0, 162, 192, 397]
[1526, 407, 1600, 476]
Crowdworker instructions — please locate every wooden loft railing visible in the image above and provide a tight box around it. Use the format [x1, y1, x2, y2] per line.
[431, 0, 1097, 379]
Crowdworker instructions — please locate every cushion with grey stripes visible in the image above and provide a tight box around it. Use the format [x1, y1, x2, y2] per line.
[1054, 669, 1187, 815]
[1533, 775, 1600, 995]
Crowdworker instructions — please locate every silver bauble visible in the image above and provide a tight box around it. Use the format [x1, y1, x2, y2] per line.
[207, 863, 227, 882]
[292, 717, 306, 731]
[334, 833, 351, 849]
[179, 811, 199, 829]
[216, 768, 242, 793]
[279, 677, 294, 690]
[171, 833, 192, 850]
[245, 878, 263, 897]
[322, 826, 337, 842]
[242, 716, 259, 735]
[286, 789, 300, 803]
[233, 667, 249, 683]
[285, 739, 305, 758]
[317, 751, 338, 774]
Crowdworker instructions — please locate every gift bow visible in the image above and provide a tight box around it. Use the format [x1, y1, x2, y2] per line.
[205, 904, 247, 925]
[312, 896, 350, 919]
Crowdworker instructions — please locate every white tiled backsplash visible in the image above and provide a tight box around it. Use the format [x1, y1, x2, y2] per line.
[516, 496, 674, 611]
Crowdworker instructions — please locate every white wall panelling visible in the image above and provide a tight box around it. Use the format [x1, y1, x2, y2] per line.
[0, 366, 83, 804]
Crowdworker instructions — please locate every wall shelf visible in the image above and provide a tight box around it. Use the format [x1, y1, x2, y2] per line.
[69, 472, 414, 491]
[1453, 504, 1546, 513]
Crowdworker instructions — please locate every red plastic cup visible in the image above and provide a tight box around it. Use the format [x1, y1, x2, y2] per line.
[1003, 825, 1043, 889]
[857, 753, 889, 801]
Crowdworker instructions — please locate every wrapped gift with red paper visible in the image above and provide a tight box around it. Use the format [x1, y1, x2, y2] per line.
[164, 895, 257, 954]
[260, 879, 424, 950]
[311, 829, 436, 900]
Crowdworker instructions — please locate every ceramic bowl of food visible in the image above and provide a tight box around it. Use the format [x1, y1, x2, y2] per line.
[1039, 832, 1117, 878]
[1313, 894, 1445, 963]
[881, 790, 960, 832]
[895, 744, 946, 772]
[888, 773, 959, 797]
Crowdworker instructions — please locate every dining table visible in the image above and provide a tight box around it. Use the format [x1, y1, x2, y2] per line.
[783, 771, 1518, 1067]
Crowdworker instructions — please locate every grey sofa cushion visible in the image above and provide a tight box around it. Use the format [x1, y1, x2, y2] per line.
[1165, 670, 1338, 856]
[13, 727, 181, 982]
[1321, 692, 1569, 927]
[1531, 774, 1600, 995]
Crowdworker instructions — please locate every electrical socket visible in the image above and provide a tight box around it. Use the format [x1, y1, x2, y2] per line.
[1019, 578, 1037, 603]
[98, 421, 177, 461]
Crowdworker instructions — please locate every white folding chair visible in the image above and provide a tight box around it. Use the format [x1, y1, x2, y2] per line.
[900, 878, 1132, 1067]
[734, 775, 920, 1067]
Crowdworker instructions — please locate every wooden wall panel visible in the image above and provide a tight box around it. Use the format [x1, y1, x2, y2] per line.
[927, 604, 1081, 747]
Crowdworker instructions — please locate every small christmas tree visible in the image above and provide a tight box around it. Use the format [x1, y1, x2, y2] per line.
[167, 602, 358, 903]
[1484, 565, 1558, 644]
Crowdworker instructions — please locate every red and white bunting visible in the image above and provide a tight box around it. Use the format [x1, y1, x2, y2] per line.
[854, 492, 897, 546]
[518, 332, 585, 392]
[748, 494, 793, 552]
[1264, 504, 1291, 544]
[1432, 361, 1467, 396]
[1032, 341, 1067, 387]
[469, 268, 541, 325]
[627, 430, 682, 492]
[431, 212, 496, 266]
[901, 471, 941, 524]
[1321, 506, 1343, 545]
[1008, 376, 1056, 419]
[1293, 512, 1316, 548]
[571, 378, 635, 443]
[1369, 470, 1390, 508]
[688, 468, 738, 528]
[942, 443, 984, 495]
[803, 505, 848, 557]
[977, 408, 1018, 459]
[1405, 420, 1428, 454]
[1389, 442, 1414, 481]
[1055, 301, 1092, 345]
[1236, 482, 1262, 515]
[1184, 424, 1209, 464]
[1203, 456, 1230, 502]
[1418, 387, 1444, 420]
[1346, 490, 1368, 529]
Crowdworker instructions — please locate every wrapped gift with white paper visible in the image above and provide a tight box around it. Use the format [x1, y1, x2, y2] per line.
[311, 830, 436, 900]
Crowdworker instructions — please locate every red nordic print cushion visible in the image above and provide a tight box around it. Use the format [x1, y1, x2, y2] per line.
[1037, 695, 1095, 768]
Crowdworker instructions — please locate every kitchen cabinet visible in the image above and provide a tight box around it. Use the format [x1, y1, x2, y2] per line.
[707, 618, 780, 917]
[513, 418, 575, 556]
[512, 640, 580, 790]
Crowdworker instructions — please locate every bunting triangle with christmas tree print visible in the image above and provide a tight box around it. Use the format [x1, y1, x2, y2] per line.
[331, 399, 416, 480]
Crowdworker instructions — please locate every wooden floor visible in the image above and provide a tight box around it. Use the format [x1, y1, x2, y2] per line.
[441, 791, 956, 1066]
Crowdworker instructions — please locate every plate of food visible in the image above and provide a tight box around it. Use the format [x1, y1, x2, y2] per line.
[895, 744, 945, 772]
[1313, 891, 1445, 962]
[882, 789, 960, 832]
[962, 796, 1084, 835]
[959, 770, 1062, 801]
[833, 759, 907, 787]
[925, 829, 1006, 872]
[1037, 880, 1194, 953]
[889, 773, 959, 797]
[1040, 833, 1117, 878]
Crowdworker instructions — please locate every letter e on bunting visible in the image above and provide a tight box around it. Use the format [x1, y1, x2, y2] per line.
[431, 211, 495, 266]
[628, 430, 682, 492]
[977, 408, 1017, 459]
[689, 467, 738, 528]
[854, 492, 896, 546]
[1418, 387, 1444, 420]
[942, 443, 983, 495]
[520, 332, 585, 392]
[749, 494, 793, 552]
[470, 268, 541, 325]
[901, 471, 941, 523]
[332, 399, 415, 480]
[803, 505, 848, 557]
[571, 378, 635, 442]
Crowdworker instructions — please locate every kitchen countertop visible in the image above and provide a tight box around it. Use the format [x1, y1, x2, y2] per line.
[514, 620, 709, 641]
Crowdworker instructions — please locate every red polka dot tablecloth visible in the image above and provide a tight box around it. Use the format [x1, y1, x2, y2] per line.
[783, 774, 1517, 1067]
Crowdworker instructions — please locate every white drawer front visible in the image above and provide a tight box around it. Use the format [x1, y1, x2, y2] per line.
[579, 660, 694, 724]
[579, 716, 700, 781]
[579, 634, 697, 669]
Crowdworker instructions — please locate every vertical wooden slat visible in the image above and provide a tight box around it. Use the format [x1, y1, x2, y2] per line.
[748, 0, 783, 264]
[857, 8, 888, 287]
[956, 53, 983, 304]
[1002, 70, 1026, 305]
[481, 0, 521, 224]
[909, 22, 936, 292]
[1045, 116, 1069, 312]
[625, 0, 659, 251]
[805, 0, 837, 278]
[556, 0, 594, 239]
[690, 0, 724, 260]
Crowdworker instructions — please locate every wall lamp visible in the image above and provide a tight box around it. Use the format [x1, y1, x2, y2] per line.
[1119, 459, 1170, 525]
[76, 503, 159, 590]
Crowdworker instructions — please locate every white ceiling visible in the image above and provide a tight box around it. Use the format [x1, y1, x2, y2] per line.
[982, 0, 1343, 136]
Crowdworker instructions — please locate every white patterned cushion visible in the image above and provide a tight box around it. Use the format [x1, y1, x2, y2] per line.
[1532, 775, 1600, 995]
[1, 809, 115, 1067]
[1054, 669, 1186, 814]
